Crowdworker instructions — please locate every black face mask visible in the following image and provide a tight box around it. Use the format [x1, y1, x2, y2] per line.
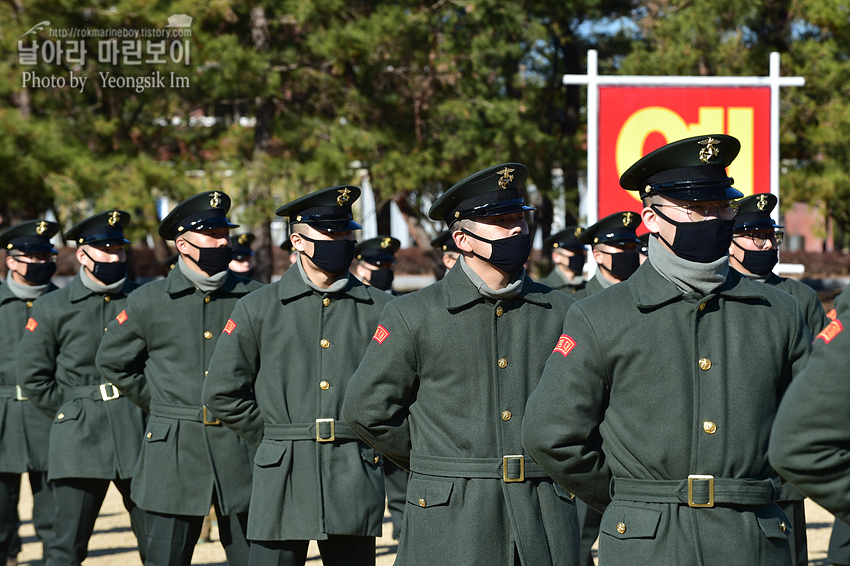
[299, 234, 356, 275]
[597, 249, 640, 281]
[461, 230, 531, 275]
[83, 250, 126, 285]
[21, 261, 56, 286]
[732, 240, 778, 275]
[183, 239, 232, 275]
[567, 253, 585, 274]
[651, 205, 734, 263]
[368, 268, 394, 291]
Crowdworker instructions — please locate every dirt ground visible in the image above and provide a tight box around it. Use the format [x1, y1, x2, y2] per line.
[13, 478, 838, 565]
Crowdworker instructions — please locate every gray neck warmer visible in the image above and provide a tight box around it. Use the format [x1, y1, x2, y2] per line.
[295, 253, 350, 294]
[81, 268, 126, 294]
[178, 256, 228, 292]
[648, 234, 729, 295]
[593, 271, 616, 290]
[555, 266, 583, 286]
[740, 270, 767, 283]
[5, 272, 49, 301]
[459, 256, 524, 299]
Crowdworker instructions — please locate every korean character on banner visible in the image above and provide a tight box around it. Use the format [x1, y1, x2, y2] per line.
[145, 40, 167, 64]
[40, 40, 63, 65]
[18, 41, 39, 65]
[169, 40, 190, 65]
[97, 40, 118, 65]
[121, 40, 143, 65]
[64, 40, 87, 67]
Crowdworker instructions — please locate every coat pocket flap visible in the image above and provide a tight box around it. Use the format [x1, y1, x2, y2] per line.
[54, 404, 83, 423]
[358, 444, 381, 466]
[757, 514, 790, 539]
[600, 504, 661, 539]
[406, 477, 453, 508]
[145, 421, 171, 442]
[254, 442, 287, 468]
[553, 482, 576, 501]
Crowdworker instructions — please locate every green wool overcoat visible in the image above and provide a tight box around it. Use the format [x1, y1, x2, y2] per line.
[18, 274, 145, 481]
[343, 265, 581, 566]
[770, 310, 850, 525]
[537, 268, 585, 294]
[95, 267, 262, 516]
[0, 282, 56, 474]
[570, 272, 606, 300]
[202, 267, 392, 541]
[763, 273, 827, 336]
[523, 262, 811, 566]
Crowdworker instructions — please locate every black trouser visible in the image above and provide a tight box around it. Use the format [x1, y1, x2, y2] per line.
[0, 472, 54, 565]
[829, 518, 850, 565]
[249, 535, 375, 566]
[778, 499, 807, 566]
[145, 501, 249, 566]
[576, 498, 602, 566]
[382, 461, 408, 540]
[46, 477, 145, 566]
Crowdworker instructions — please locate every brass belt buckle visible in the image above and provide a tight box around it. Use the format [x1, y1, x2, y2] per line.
[687, 474, 715, 508]
[15, 385, 27, 401]
[316, 418, 335, 442]
[202, 406, 220, 425]
[503, 455, 525, 482]
[99, 383, 120, 401]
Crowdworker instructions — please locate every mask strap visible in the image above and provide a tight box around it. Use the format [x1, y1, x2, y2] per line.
[460, 229, 492, 263]
[649, 205, 680, 252]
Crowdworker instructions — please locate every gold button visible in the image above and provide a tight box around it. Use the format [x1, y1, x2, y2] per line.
[616, 522, 626, 534]
[418, 498, 426, 507]
[496, 306, 504, 317]
[204, 296, 211, 304]
[780, 521, 786, 532]
[26, 301, 33, 308]
[104, 295, 111, 303]
[320, 381, 330, 390]
[323, 297, 331, 307]
[703, 421, 717, 434]
[698, 302, 706, 311]
[498, 358, 508, 369]
[146, 432, 152, 439]
[320, 339, 330, 349]
[204, 331, 212, 339]
[205, 371, 208, 376]
[699, 358, 711, 371]
[501, 410, 512, 421]
[373, 456, 380, 464]
[57, 413, 64, 420]
[104, 328, 108, 332]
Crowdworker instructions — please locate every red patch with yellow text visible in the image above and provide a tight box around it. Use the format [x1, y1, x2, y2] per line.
[827, 308, 837, 321]
[816, 319, 843, 344]
[223, 319, 237, 335]
[553, 334, 577, 357]
[372, 324, 389, 344]
[25, 318, 37, 332]
[116, 310, 128, 325]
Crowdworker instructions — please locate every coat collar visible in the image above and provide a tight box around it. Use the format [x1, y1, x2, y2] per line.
[443, 264, 551, 311]
[629, 261, 771, 308]
[0, 279, 57, 306]
[165, 266, 252, 297]
[277, 266, 373, 303]
[68, 271, 136, 303]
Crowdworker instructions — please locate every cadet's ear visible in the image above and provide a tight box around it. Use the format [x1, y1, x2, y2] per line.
[174, 234, 190, 255]
[453, 228, 473, 253]
[591, 247, 605, 265]
[290, 232, 306, 253]
[641, 205, 661, 234]
[75, 246, 88, 266]
[4, 255, 16, 272]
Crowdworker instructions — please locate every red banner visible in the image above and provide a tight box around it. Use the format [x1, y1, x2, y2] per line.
[598, 87, 771, 228]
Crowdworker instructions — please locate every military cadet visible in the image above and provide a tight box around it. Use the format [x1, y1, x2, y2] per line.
[523, 135, 811, 566]
[95, 191, 262, 566]
[343, 164, 580, 566]
[430, 230, 459, 276]
[230, 233, 256, 279]
[571, 212, 641, 300]
[202, 186, 391, 566]
[0, 220, 59, 565]
[354, 236, 400, 293]
[637, 233, 649, 264]
[537, 227, 586, 294]
[17, 211, 147, 566]
[163, 253, 179, 271]
[770, 312, 850, 527]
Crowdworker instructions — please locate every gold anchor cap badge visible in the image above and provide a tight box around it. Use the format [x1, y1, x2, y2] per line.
[380, 237, 391, 249]
[108, 211, 121, 226]
[698, 137, 721, 164]
[756, 194, 768, 211]
[497, 167, 515, 190]
[623, 211, 634, 227]
[210, 191, 222, 208]
[238, 234, 249, 245]
[574, 227, 583, 238]
[35, 221, 47, 235]
[337, 188, 351, 206]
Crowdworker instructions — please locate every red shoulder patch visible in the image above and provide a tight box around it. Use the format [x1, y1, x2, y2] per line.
[816, 319, 843, 344]
[553, 334, 576, 357]
[372, 324, 389, 344]
[25, 318, 37, 332]
[827, 308, 837, 321]
[116, 310, 128, 325]
[223, 319, 237, 335]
